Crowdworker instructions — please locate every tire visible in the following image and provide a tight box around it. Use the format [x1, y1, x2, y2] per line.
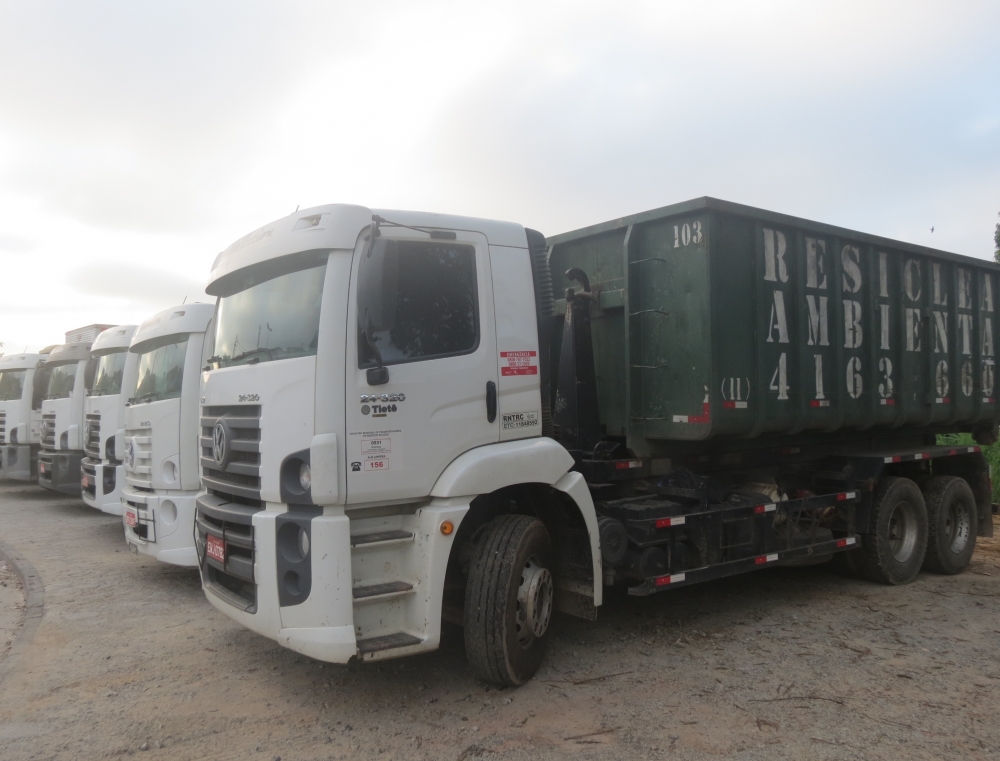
[855, 476, 928, 585]
[921, 476, 977, 575]
[464, 515, 554, 687]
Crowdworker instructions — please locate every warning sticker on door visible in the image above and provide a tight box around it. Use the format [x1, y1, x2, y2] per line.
[502, 411, 539, 430]
[500, 350, 538, 376]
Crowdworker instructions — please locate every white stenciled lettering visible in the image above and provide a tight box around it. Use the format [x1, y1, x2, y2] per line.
[846, 357, 863, 399]
[958, 313, 973, 356]
[984, 359, 995, 397]
[769, 352, 789, 400]
[878, 357, 893, 399]
[806, 238, 827, 289]
[904, 260, 922, 302]
[766, 291, 789, 344]
[935, 360, 949, 398]
[814, 354, 825, 400]
[763, 228, 789, 283]
[984, 276, 995, 312]
[962, 361, 974, 397]
[880, 303, 891, 350]
[806, 295, 829, 346]
[932, 263, 948, 306]
[843, 300, 863, 348]
[878, 252, 889, 298]
[983, 317, 995, 357]
[841, 245, 862, 293]
[933, 312, 948, 354]
[905, 307, 922, 351]
[958, 269, 971, 309]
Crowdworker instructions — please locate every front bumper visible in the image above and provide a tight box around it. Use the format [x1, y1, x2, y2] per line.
[38, 449, 84, 495]
[81, 459, 125, 515]
[122, 487, 199, 566]
[0, 445, 36, 481]
[195, 492, 468, 664]
[195, 493, 357, 663]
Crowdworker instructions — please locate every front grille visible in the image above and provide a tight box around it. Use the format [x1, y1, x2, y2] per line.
[124, 427, 153, 487]
[196, 492, 261, 612]
[200, 405, 262, 501]
[81, 459, 98, 497]
[41, 413, 56, 450]
[84, 413, 101, 459]
[0, 411, 6, 444]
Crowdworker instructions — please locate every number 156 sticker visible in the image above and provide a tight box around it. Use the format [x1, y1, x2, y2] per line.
[364, 454, 389, 471]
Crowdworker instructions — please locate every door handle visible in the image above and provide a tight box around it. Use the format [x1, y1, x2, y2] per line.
[486, 381, 497, 423]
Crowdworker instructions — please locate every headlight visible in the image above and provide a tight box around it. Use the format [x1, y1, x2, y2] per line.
[298, 462, 311, 491]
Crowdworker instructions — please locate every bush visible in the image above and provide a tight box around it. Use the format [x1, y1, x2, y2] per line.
[937, 433, 1000, 502]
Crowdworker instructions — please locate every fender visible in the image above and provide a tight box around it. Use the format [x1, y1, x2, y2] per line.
[430, 437, 574, 497]
[430, 437, 602, 606]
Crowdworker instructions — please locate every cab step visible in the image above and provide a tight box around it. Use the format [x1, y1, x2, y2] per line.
[357, 632, 422, 655]
[352, 581, 414, 600]
[350, 530, 414, 548]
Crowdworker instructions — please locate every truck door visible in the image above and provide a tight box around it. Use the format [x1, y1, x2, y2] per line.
[345, 230, 499, 504]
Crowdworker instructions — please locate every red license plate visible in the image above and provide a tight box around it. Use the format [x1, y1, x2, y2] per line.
[124, 508, 138, 528]
[206, 534, 226, 563]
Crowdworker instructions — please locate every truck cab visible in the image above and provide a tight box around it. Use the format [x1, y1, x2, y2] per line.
[195, 205, 598, 684]
[122, 304, 215, 566]
[0, 353, 49, 481]
[38, 342, 97, 494]
[81, 325, 138, 514]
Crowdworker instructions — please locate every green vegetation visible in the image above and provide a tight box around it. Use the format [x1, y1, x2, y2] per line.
[937, 433, 1000, 501]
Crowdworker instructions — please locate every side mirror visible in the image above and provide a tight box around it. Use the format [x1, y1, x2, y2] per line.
[358, 238, 399, 333]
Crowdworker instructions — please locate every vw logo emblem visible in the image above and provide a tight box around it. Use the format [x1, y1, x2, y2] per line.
[213, 421, 227, 465]
[124, 439, 135, 470]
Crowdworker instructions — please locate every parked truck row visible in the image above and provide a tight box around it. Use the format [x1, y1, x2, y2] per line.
[2, 197, 997, 686]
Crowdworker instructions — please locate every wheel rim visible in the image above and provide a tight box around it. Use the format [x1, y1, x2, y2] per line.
[946, 500, 972, 555]
[887, 500, 918, 562]
[515, 555, 553, 648]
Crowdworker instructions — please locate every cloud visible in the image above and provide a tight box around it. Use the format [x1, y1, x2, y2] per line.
[69, 261, 209, 308]
[0, 234, 33, 253]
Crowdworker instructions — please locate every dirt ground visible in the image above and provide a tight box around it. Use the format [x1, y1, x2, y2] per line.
[1, 480, 999, 761]
[0, 552, 24, 666]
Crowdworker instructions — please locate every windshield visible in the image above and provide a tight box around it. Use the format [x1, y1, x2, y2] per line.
[132, 339, 188, 405]
[0, 370, 26, 402]
[88, 350, 128, 396]
[46, 362, 79, 400]
[213, 263, 326, 369]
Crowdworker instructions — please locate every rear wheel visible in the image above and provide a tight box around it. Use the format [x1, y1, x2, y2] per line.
[922, 476, 977, 575]
[464, 515, 554, 687]
[856, 476, 927, 585]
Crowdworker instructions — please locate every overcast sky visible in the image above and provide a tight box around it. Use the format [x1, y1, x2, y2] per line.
[1, 0, 998, 352]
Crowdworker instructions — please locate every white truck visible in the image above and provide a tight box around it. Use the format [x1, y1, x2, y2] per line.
[122, 303, 215, 566]
[0, 352, 50, 481]
[195, 205, 596, 686]
[38, 325, 114, 494]
[81, 325, 138, 514]
[195, 202, 996, 686]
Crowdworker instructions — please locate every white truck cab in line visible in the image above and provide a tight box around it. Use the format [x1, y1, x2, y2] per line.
[0, 352, 50, 481]
[195, 205, 601, 685]
[122, 304, 215, 566]
[81, 325, 138, 514]
[38, 342, 98, 494]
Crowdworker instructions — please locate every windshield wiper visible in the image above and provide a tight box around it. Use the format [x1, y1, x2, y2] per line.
[131, 390, 165, 405]
[230, 347, 274, 364]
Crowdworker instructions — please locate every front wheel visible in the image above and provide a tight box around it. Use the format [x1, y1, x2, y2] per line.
[464, 515, 554, 687]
